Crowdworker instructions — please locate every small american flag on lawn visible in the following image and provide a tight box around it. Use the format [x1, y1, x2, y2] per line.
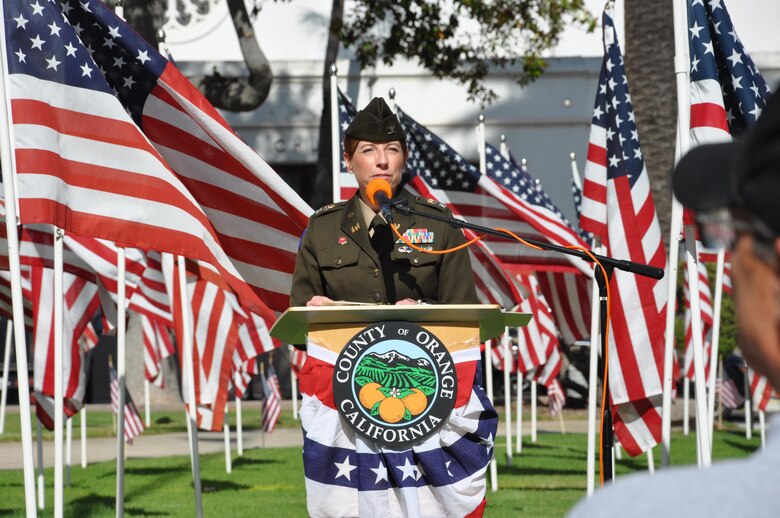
[109, 365, 145, 443]
[547, 379, 566, 416]
[261, 364, 282, 433]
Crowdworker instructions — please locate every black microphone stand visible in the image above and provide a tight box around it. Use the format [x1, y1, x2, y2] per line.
[391, 198, 664, 484]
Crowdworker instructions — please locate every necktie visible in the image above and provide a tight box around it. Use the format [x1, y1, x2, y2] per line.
[370, 215, 392, 254]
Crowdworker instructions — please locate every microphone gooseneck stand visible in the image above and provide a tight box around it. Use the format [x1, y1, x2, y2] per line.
[390, 198, 664, 484]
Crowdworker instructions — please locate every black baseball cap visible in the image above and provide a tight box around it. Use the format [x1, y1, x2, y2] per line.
[344, 97, 406, 143]
[673, 88, 780, 236]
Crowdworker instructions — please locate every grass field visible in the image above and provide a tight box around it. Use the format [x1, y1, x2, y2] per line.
[0, 409, 295, 444]
[0, 421, 760, 517]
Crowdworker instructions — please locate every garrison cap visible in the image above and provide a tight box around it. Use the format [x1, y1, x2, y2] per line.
[344, 97, 406, 143]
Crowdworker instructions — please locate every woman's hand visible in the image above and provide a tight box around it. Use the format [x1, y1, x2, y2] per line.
[395, 298, 417, 305]
[306, 295, 334, 306]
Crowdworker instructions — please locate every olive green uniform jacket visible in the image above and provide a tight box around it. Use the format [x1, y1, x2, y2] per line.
[290, 189, 479, 306]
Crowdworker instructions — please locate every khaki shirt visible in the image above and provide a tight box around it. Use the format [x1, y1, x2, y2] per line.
[290, 189, 479, 306]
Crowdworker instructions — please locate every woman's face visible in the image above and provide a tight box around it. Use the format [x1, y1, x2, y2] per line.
[345, 140, 405, 206]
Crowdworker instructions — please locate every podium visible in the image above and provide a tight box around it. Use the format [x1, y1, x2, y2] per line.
[271, 304, 530, 518]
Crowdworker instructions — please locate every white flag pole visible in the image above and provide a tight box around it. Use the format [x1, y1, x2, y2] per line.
[530, 380, 538, 443]
[683, 233, 712, 468]
[330, 64, 341, 203]
[663, 0, 691, 469]
[646, 448, 655, 475]
[53, 228, 64, 518]
[65, 418, 72, 487]
[36, 417, 44, 510]
[80, 407, 87, 469]
[177, 256, 203, 518]
[290, 346, 299, 420]
[144, 379, 150, 428]
[0, 320, 12, 434]
[502, 330, 512, 464]
[707, 249, 726, 452]
[223, 404, 231, 474]
[115, 247, 127, 518]
[0, 19, 37, 514]
[476, 113, 498, 490]
[717, 357, 724, 429]
[236, 397, 243, 456]
[585, 254, 601, 497]
[516, 368, 523, 454]
[572, 152, 603, 496]
[683, 378, 690, 436]
[744, 370, 752, 440]
[759, 410, 766, 450]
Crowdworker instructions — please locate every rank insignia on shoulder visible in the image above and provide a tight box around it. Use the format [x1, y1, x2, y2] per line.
[396, 228, 434, 244]
[338, 236, 347, 245]
[314, 202, 344, 217]
[423, 198, 447, 211]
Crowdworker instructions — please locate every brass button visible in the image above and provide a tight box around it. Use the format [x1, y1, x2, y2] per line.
[335, 258, 342, 265]
[372, 292, 381, 302]
[372, 268, 379, 277]
[412, 257, 420, 265]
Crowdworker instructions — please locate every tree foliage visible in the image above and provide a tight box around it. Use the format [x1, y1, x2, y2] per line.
[339, 0, 596, 106]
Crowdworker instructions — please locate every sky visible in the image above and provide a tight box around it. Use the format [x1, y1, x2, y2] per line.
[171, 0, 779, 63]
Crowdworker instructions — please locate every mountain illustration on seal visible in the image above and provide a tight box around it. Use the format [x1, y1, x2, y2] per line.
[354, 350, 436, 396]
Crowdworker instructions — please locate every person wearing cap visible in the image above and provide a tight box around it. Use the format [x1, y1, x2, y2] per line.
[568, 90, 780, 518]
[290, 96, 479, 307]
[290, 98, 493, 517]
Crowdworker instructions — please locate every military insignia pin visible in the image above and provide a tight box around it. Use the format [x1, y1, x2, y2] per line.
[338, 236, 348, 245]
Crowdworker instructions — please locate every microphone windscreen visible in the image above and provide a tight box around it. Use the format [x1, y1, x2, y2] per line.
[366, 178, 393, 209]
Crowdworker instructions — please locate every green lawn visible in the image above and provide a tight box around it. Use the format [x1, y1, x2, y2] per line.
[0, 426, 760, 517]
[0, 409, 295, 444]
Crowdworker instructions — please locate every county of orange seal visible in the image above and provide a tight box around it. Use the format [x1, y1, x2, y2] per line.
[332, 322, 457, 449]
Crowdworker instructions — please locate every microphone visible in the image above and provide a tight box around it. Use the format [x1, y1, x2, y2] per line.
[366, 179, 395, 224]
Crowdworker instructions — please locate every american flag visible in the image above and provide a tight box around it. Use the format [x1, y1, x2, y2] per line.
[683, 258, 714, 381]
[336, 89, 359, 201]
[261, 364, 281, 433]
[141, 313, 174, 388]
[547, 378, 566, 416]
[698, 250, 733, 302]
[579, 8, 667, 456]
[178, 267, 242, 431]
[514, 273, 557, 374]
[484, 144, 594, 339]
[570, 164, 596, 246]
[687, 0, 770, 145]
[535, 271, 591, 344]
[398, 106, 591, 275]
[231, 357, 259, 400]
[717, 377, 745, 410]
[748, 368, 775, 413]
[290, 346, 307, 377]
[109, 363, 145, 443]
[1, 0, 310, 322]
[30, 265, 100, 429]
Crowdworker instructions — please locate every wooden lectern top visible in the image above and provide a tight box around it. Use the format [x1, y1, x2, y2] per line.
[270, 304, 532, 345]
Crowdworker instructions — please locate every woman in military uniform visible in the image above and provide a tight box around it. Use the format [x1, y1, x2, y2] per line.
[290, 97, 478, 307]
